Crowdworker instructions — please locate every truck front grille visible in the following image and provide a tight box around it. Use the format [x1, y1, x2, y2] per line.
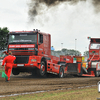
[14, 56, 29, 64]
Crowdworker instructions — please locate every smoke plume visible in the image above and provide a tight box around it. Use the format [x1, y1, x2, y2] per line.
[92, 0, 100, 13]
[28, 0, 100, 21]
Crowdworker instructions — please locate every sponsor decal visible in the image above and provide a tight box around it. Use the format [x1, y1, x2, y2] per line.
[39, 48, 43, 51]
[66, 58, 70, 61]
[9, 44, 35, 48]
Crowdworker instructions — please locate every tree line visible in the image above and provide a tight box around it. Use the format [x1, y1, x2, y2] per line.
[51, 48, 89, 57]
[0, 27, 9, 50]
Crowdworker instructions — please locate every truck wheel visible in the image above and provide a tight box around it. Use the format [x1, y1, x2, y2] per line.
[95, 71, 99, 77]
[59, 67, 64, 78]
[12, 68, 20, 75]
[39, 61, 46, 77]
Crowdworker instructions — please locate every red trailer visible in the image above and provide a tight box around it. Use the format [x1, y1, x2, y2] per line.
[58, 38, 100, 77]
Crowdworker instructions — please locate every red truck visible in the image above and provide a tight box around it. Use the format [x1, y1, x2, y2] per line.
[7, 29, 65, 77]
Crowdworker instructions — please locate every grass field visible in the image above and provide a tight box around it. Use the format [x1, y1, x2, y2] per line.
[0, 87, 99, 100]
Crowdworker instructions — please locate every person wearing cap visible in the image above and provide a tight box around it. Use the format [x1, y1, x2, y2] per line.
[1, 51, 16, 82]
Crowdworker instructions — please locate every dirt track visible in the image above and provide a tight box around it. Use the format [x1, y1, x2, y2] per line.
[0, 73, 100, 95]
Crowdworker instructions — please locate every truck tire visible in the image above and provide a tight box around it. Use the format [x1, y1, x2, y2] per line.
[38, 61, 46, 77]
[59, 67, 64, 78]
[12, 68, 20, 75]
[95, 71, 99, 77]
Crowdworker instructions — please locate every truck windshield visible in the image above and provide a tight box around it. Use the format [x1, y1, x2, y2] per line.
[90, 43, 100, 49]
[8, 34, 37, 44]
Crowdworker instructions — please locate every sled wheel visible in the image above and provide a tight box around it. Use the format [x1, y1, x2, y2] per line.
[59, 67, 64, 78]
[95, 71, 99, 77]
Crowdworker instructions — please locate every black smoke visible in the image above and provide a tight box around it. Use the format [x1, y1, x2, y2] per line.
[92, 0, 100, 13]
[28, 0, 100, 21]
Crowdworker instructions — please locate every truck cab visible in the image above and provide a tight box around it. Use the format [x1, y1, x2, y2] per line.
[7, 29, 52, 76]
[88, 38, 100, 76]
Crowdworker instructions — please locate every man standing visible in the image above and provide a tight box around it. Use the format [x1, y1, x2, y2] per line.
[1, 51, 16, 82]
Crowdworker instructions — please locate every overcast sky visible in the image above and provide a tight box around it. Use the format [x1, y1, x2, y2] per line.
[0, 0, 100, 55]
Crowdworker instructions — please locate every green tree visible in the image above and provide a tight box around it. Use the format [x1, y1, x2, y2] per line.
[0, 27, 9, 50]
[83, 51, 89, 57]
[62, 48, 67, 52]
